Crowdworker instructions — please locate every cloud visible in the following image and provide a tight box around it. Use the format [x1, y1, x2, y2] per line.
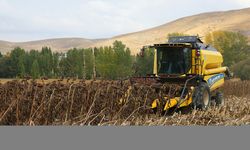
[0, 0, 249, 41]
[232, 0, 250, 5]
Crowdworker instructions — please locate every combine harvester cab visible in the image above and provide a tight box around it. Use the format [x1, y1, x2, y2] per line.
[142, 36, 231, 114]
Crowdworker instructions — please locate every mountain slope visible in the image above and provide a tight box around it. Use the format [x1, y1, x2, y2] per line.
[0, 38, 102, 54]
[0, 7, 249, 55]
[92, 7, 250, 54]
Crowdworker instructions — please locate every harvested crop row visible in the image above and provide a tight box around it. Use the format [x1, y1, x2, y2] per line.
[0, 80, 249, 125]
[0, 80, 180, 125]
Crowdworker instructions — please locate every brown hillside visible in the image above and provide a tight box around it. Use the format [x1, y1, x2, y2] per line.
[0, 7, 249, 55]
[0, 38, 101, 54]
[93, 7, 250, 55]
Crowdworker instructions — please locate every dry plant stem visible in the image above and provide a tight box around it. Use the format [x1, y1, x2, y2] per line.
[16, 96, 20, 125]
[88, 108, 107, 125]
[31, 85, 48, 122]
[82, 89, 100, 125]
[64, 83, 74, 123]
[112, 100, 129, 120]
[0, 99, 17, 123]
[28, 85, 38, 124]
[120, 106, 144, 125]
[0, 80, 249, 125]
[45, 88, 55, 125]
[73, 112, 100, 125]
[69, 87, 76, 120]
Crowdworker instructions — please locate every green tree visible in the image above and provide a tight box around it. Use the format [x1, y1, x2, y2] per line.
[31, 60, 40, 79]
[38, 47, 53, 77]
[59, 48, 84, 78]
[133, 47, 154, 76]
[232, 58, 250, 80]
[9, 47, 25, 77]
[0, 56, 13, 77]
[52, 52, 60, 77]
[24, 50, 40, 75]
[96, 46, 116, 79]
[113, 41, 133, 78]
[18, 58, 25, 77]
[84, 48, 94, 79]
[205, 31, 249, 66]
[96, 41, 133, 79]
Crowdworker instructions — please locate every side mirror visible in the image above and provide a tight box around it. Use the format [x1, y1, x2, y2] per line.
[205, 44, 210, 49]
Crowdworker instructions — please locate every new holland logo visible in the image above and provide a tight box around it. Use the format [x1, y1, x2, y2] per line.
[207, 73, 224, 87]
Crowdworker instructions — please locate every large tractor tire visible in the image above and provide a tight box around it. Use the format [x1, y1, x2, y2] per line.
[214, 91, 224, 106]
[192, 82, 211, 110]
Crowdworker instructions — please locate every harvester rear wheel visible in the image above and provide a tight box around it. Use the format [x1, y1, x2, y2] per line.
[215, 91, 224, 106]
[192, 82, 211, 110]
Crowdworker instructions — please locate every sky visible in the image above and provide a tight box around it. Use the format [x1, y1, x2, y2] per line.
[0, 0, 250, 42]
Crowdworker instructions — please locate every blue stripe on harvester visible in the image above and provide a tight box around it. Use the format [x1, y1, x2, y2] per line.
[207, 73, 225, 87]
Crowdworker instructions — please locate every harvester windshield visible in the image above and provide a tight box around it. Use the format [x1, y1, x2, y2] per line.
[157, 47, 191, 75]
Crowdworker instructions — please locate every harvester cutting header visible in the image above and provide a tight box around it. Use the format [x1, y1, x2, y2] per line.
[133, 36, 231, 114]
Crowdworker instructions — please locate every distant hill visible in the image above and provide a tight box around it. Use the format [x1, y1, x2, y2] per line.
[0, 38, 104, 54]
[0, 7, 250, 55]
[92, 7, 250, 54]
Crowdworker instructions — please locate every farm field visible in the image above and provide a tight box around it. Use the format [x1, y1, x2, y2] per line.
[0, 78, 95, 84]
[0, 79, 249, 126]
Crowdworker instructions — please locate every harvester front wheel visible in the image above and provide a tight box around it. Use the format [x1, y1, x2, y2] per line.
[192, 82, 211, 110]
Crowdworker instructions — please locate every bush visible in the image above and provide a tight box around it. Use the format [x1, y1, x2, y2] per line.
[232, 59, 250, 80]
[205, 31, 249, 67]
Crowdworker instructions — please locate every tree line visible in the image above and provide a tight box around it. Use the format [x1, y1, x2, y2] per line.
[0, 31, 249, 80]
[0, 41, 154, 79]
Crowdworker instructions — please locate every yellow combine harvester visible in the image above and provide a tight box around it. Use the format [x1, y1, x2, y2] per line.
[139, 36, 231, 113]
